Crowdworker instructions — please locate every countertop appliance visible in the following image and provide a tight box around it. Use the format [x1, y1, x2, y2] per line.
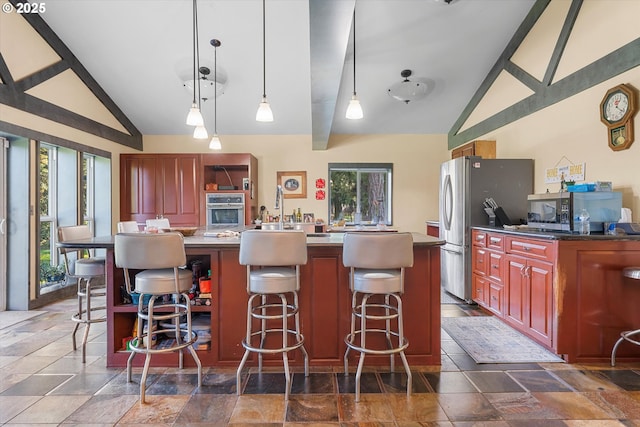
[527, 191, 622, 233]
[439, 157, 533, 302]
[206, 193, 245, 227]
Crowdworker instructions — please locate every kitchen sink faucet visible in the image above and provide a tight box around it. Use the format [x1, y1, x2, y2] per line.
[275, 184, 284, 230]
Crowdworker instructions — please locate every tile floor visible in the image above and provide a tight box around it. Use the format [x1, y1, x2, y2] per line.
[2, 296, 640, 426]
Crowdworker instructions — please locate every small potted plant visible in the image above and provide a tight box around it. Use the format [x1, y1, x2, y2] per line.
[40, 263, 66, 283]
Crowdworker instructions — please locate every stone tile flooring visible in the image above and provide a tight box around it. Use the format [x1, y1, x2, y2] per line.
[1, 297, 640, 425]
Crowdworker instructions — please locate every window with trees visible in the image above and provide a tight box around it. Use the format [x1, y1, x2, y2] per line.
[328, 163, 393, 225]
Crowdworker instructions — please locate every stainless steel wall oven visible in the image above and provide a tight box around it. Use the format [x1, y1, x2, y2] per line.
[206, 193, 245, 227]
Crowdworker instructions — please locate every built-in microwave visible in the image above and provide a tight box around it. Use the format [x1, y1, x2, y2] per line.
[206, 193, 245, 227]
[527, 191, 622, 233]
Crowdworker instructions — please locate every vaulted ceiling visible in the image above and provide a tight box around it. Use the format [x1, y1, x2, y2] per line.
[29, 0, 536, 149]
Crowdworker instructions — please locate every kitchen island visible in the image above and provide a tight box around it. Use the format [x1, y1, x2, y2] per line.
[61, 231, 443, 368]
[472, 226, 640, 363]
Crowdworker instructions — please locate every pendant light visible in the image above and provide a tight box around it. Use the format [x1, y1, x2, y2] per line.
[186, 0, 205, 128]
[256, 0, 273, 122]
[209, 39, 222, 150]
[345, 7, 363, 120]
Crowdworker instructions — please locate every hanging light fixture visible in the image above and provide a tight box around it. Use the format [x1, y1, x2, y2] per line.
[387, 69, 428, 104]
[209, 39, 222, 150]
[186, 0, 205, 128]
[345, 6, 363, 120]
[256, 0, 273, 122]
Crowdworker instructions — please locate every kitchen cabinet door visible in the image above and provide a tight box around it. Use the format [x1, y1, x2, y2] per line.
[505, 253, 553, 346]
[505, 254, 527, 328]
[120, 154, 200, 226]
[120, 155, 160, 225]
[158, 155, 200, 226]
[527, 258, 553, 345]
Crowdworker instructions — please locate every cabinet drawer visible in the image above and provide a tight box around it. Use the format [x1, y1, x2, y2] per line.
[472, 230, 487, 247]
[473, 247, 488, 275]
[472, 274, 488, 306]
[506, 237, 556, 261]
[488, 251, 505, 284]
[488, 281, 504, 316]
[487, 233, 505, 251]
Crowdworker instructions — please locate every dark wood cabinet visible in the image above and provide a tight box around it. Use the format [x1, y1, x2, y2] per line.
[473, 230, 554, 347]
[120, 153, 258, 227]
[472, 228, 640, 363]
[471, 230, 505, 316]
[505, 253, 553, 346]
[451, 140, 496, 159]
[101, 239, 443, 368]
[120, 154, 200, 226]
[201, 153, 258, 226]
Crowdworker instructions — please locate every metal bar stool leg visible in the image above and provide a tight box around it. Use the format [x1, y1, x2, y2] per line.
[344, 291, 359, 376]
[354, 293, 371, 402]
[384, 294, 395, 372]
[293, 291, 309, 377]
[392, 293, 412, 397]
[280, 293, 292, 401]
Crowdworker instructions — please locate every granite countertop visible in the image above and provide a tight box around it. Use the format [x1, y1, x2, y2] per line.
[472, 225, 640, 241]
[58, 228, 445, 249]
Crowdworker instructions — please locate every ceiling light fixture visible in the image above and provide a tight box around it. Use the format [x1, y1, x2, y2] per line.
[256, 0, 273, 122]
[186, 0, 205, 128]
[209, 39, 222, 151]
[345, 6, 363, 120]
[387, 69, 428, 104]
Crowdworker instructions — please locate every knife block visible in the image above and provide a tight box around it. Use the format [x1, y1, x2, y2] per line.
[484, 208, 496, 226]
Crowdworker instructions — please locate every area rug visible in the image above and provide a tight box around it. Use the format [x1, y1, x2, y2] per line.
[441, 316, 564, 363]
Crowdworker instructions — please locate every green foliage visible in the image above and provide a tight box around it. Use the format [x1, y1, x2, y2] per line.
[40, 263, 66, 283]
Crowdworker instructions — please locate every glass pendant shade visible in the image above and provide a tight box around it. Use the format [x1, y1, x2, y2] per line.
[346, 95, 363, 120]
[186, 103, 204, 126]
[193, 124, 208, 139]
[256, 96, 274, 122]
[209, 134, 222, 150]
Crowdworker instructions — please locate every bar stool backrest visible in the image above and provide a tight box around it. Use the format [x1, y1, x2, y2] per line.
[117, 221, 139, 233]
[58, 225, 95, 274]
[239, 230, 307, 267]
[115, 232, 186, 270]
[342, 232, 414, 270]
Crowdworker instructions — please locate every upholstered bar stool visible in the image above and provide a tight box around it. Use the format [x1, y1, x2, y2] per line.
[236, 230, 309, 400]
[342, 232, 414, 402]
[611, 266, 640, 366]
[114, 232, 202, 403]
[58, 225, 106, 363]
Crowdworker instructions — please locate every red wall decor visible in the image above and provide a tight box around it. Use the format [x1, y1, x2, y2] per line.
[315, 178, 325, 189]
[315, 189, 325, 200]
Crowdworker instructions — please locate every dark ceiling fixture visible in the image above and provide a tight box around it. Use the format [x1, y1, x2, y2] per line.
[387, 69, 428, 104]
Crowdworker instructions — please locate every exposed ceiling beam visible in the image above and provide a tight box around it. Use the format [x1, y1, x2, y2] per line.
[309, 0, 355, 150]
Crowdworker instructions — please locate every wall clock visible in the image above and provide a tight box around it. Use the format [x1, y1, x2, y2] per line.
[600, 83, 637, 151]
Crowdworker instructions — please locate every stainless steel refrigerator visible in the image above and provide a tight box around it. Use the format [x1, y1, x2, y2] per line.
[439, 157, 533, 302]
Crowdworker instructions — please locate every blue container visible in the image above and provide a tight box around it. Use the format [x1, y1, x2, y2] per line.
[567, 183, 596, 192]
[131, 293, 153, 305]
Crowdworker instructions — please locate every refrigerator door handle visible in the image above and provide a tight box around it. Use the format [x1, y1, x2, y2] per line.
[442, 173, 453, 231]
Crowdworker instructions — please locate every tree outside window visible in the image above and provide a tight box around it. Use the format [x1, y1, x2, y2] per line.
[328, 163, 392, 225]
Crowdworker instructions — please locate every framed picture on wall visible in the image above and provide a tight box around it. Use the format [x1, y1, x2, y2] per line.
[277, 171, 307, 199]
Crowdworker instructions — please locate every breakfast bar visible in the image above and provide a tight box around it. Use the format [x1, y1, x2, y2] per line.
[61, 231, 444, 368]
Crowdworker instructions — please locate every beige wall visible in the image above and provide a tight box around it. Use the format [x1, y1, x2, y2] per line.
[479, 68, 640, 220]
[144, 134, 449, 233]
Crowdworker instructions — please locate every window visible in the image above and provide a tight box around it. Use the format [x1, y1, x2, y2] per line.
[39, 144, 62, 291]
[328, 163, 393, 225]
